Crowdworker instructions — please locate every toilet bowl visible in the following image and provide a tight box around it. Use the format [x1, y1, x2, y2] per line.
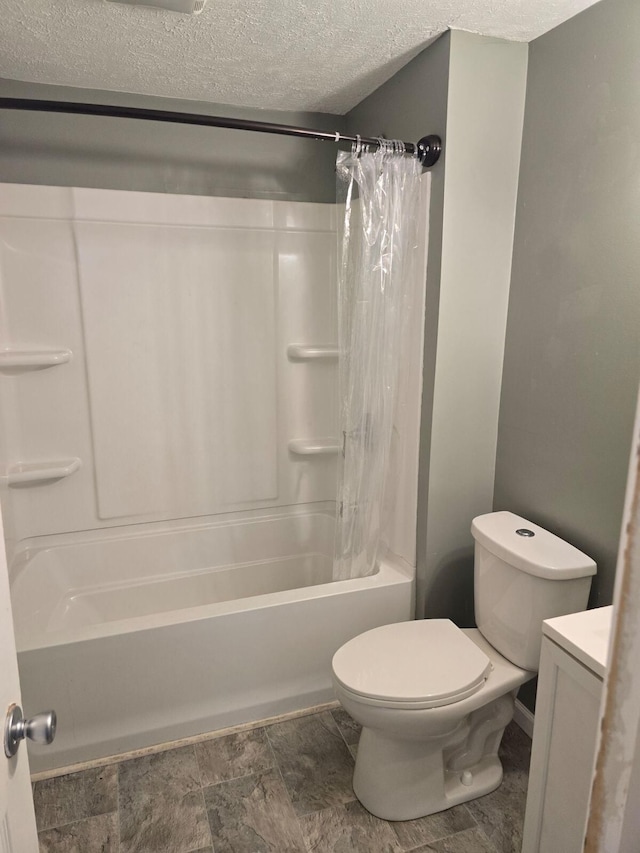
[331, 511, 597, 821]
[333, 620, 533, 820]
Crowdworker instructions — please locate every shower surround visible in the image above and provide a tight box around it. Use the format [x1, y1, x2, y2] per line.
[0, 182, 427, 772]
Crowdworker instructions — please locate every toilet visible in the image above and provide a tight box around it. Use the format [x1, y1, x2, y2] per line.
[331, 511, 596, 821]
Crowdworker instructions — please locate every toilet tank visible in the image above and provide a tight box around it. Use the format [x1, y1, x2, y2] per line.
[471, 512, 596, 671]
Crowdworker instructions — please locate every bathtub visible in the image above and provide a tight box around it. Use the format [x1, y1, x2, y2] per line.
[10, 506, 414, 773]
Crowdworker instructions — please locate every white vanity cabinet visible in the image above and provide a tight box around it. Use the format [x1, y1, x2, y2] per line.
[522, 606, 612, 853]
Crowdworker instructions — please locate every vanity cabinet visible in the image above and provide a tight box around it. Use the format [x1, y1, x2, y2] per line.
[522, 606, 612, 853]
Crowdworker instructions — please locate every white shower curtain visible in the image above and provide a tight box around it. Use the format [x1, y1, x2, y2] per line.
[333, 139, 423, 581]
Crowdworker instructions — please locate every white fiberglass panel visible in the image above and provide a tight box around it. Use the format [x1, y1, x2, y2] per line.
[46, 553, 332, 632]
[0, 213, 91, 549]
[76, 222, 277, 518]
[0, 185, 338, 542]
[11, 507, 336, 649]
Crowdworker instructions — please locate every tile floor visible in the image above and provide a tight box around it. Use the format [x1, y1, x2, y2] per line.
[33, 707, 532, 853]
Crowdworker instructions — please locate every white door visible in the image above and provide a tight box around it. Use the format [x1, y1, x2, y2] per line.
[0, 507, 38, 853]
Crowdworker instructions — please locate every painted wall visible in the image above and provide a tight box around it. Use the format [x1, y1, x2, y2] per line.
[0, 79, 345, 202]
[494, 0, 640, 612]
[423, 32, 528, 624]
[348, 32, 528, 622]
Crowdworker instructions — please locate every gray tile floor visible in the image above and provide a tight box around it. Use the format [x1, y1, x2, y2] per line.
[33, 708, 531, 853]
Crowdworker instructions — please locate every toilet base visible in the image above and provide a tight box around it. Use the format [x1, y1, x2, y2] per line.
[352, 692, 515, 821]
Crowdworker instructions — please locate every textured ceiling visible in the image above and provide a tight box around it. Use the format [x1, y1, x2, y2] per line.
[0, 0, 599, 114]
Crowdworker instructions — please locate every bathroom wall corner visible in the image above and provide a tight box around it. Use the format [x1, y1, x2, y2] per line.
[423, 31, 528, 624]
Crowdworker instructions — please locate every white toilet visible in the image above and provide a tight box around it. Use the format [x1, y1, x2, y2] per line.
[331, 511, 596, 821]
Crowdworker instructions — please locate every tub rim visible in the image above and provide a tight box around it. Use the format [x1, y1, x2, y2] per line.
[15, 529, 413, 654]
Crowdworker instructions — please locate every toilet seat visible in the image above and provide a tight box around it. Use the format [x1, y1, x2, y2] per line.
[332, 620, 492, 709]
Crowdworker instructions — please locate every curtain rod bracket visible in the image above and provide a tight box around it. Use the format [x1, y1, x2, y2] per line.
[417, 135, 442, 168]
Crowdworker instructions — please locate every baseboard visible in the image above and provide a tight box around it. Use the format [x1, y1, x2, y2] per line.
[514, 698, 535, 738]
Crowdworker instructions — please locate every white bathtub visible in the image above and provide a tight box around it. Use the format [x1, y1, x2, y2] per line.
[10, 506, 414, 773]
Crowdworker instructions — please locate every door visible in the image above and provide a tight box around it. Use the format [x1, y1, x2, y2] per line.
[0, 507, 38, 853]
[584, 387, 640, 851]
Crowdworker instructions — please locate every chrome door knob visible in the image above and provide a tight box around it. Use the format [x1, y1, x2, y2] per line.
[4, 704, 57, 758]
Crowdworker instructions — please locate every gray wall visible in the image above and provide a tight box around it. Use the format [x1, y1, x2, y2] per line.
[422, 32, 527, 626]
[346, 34, 450, 618]
[348, 33, 528, 626]
[494, 0, 640, 612]
[0, 79, 345, 202]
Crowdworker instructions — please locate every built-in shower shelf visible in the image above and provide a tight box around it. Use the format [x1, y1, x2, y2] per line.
[287, 344, 339, 361]
[7, 457, 81, 486]
[0, 349, 71, 371]
[288, 439, 341, 456]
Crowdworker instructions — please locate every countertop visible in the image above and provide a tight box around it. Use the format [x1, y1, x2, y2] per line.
[542, 605, 613, 679]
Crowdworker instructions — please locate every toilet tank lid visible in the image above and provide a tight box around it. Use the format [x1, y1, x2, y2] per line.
[471, 512, 597, 580]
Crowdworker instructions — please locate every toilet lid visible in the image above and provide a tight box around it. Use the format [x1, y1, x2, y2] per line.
[332, 620, 492, 707]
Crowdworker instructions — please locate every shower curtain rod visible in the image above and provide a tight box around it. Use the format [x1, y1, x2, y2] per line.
[0, 97, 442, 167]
